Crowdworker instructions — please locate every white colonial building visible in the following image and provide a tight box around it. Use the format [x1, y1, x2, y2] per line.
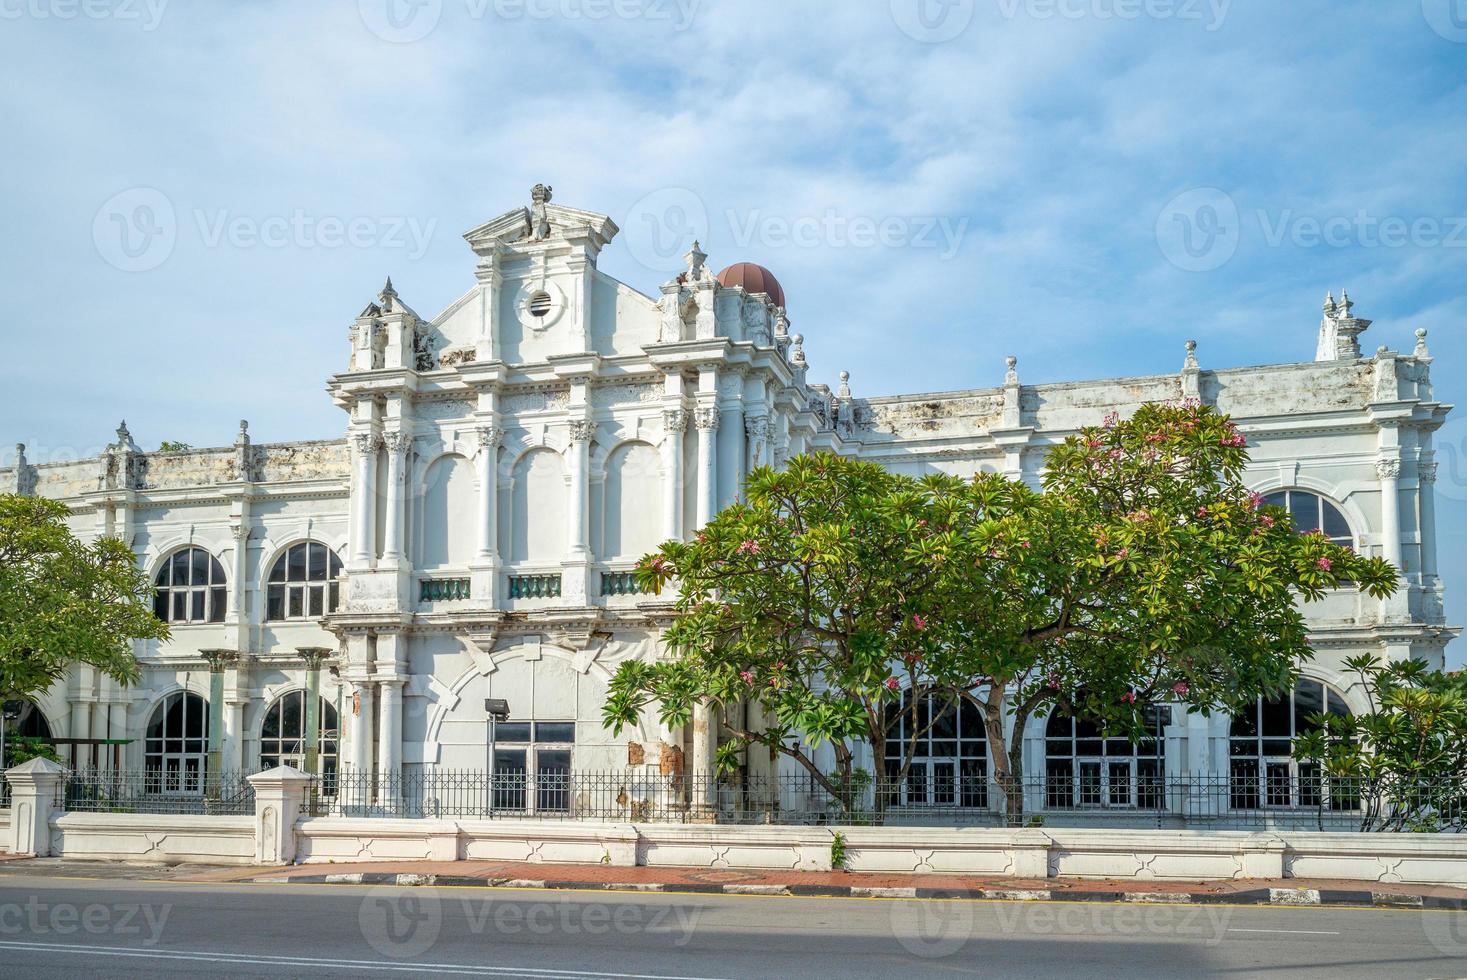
[2, 186, 1456, 818]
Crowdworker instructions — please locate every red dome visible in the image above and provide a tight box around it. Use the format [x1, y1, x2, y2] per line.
[716, 262, 786, 308]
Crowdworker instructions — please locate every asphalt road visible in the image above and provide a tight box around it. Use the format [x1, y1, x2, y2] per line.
[0, 874, 1464, 979]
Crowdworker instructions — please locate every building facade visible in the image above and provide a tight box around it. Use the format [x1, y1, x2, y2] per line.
[2, 187, 1456, 814]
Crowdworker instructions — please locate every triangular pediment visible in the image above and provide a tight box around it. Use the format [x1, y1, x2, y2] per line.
[462, 202, 619, 251]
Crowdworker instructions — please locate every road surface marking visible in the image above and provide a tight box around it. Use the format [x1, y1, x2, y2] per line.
[1229, 928, 1341, 936]
[0, 941, 732, 979]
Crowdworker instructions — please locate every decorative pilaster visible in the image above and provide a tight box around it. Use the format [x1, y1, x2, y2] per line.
[744, 415, 772, 472]
[663, 408, 687, 542]
[350, 430, 379, 566]
[1181, 341, 1201, 402]
[1377, 456, 1403, 571]
[377, 678, 404, 779]
[475, 425, 503, 561]
[298, 647, 332, 776]
[566, 420, 594, 558]
[717, 372, 745, 509]
[381, 431, 408, 564]
[201, 650, 238, 789]
[1419, 460, 1439, 583]
[694, 407, 720, 528]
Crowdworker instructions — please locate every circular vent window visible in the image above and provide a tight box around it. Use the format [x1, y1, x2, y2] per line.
[528, 291, 553, 318]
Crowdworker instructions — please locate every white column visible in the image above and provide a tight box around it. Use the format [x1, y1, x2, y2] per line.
[718, 402, 744, 509]
[694, 407, 719, 527]
[662, 408, 686, 541]
[567, 420, 593, 557]
[691, 703, 717, 811]
[377, 679, 403, 776]
[1377, 457, 1403, 570]
[348, 678, 375, 773]
[1419, 461, 1439, 581]
[350, 431, 377, 565]
[381, 432, 407, 563]
[476, 425, 501, 560]
[230, 519, 249, 620]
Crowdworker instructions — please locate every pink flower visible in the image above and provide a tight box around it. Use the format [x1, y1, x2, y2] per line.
[773, 661, 786, 671]
[1260, 515, 1276, 528]
[1172, 682, 1190, 696]
[736, 539, 762, 555]
[1046, 674, 1060, 690]
[1121, 691, 1137, 704]
[883, 677, 900, 691]
[1116, 547, 1130, 559]
[1019, 541, 1031, 550]
[1317, 557, 1332, 571]
[1196, 506, 1209, 519]
[1103, 411, 1119, 428]
[912, 614, 928, 631]
[1249, 492, 1265, 510]
[739, 670, 755, 686]
[1109, 448, 1124, 460]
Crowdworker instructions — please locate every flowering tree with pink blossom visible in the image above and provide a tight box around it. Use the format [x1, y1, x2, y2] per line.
[927, 401, 1396, 823]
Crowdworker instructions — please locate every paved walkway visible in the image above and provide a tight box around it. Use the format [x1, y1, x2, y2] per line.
[3, 856, 1464, 908]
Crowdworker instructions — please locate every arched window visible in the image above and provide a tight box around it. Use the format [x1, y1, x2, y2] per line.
[1262, 490, 1353, 549]
[1045, 705, 1170, 809]
[266, 542, 343, 620]
[1230, 678, 1351, 809]
[153, 548, 227, 624]
[145, 692, 209, 794]
[259, 690, 340, 780]
[882, 691, 988, 808]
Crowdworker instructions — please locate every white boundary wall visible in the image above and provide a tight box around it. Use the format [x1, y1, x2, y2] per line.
[6, 765, 1467, 885]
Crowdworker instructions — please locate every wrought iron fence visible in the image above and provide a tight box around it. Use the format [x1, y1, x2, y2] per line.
[306, 769, 1465, 832]
[0, 778, 10, 809]
[58, 769, 258, 816]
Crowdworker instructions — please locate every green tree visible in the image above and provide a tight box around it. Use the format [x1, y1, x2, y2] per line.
[603, 403, 1397, 824]
[0, 495, 166, 701]
[1294, 657, 1467, 832]
[927, 402, 1396, 823]
[602, 454, 961, 815]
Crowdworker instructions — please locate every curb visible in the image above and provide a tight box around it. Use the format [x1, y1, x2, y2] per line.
[247, 873, 1467, 909]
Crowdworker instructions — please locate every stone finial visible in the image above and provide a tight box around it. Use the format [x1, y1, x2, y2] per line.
[231, 420, 258, 483]
[791, 333, 806, 367]
[1316, 288, 1369, 361]
[1324, 291, 1337, 317]
[1184, 339, 1199, 370]
[1338, 287, 1353, 318]
[529, 183, 554, 241]
[235, 420, 250, 444]
[838, 370, 851, 399]
[1414, 328, 1431, 360]
[10, 443, 36, 497]
[14, 443, 25, 465]
[684, 240, 708, 280]
[1005, 356, 1019, 386]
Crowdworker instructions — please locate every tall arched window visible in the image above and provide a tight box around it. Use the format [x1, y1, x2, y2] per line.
[882, 690, 988, 808]
[1230, 678, 1351, 809]
[145, 692, 209, 794]
[1045, 705, 1170, 809]
[153, 548, 227, 624]
[266, 542, 343, 620]
[1263, 490, 1353, 549]
[259, 690, 340, 780]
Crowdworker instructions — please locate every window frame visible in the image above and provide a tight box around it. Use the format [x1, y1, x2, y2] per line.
[265, 541, 344, 622]
[1044, 705, 1171, 810]
[258, 689, 340, 785]
[1261, 489, 1354, 550]
[1229, 678, 1353, 810]
[152, 548, 228, 625]
[143, 691, 210, 795]
[881, 690, 989, 809]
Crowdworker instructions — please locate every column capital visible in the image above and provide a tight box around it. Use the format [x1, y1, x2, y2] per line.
[200, 649, 239, 673]
[567, 419, 596, 444]
[383, 430, 410, 456]
[1420, 462, 1438, 485]
[296, 647, 334, 669]
[352, 430, 380, 455]
[663, 408, 688, 434]
[476, 424, 504, 451]
[1376, 457, 1402, 480]
[694, 407, 721, 431]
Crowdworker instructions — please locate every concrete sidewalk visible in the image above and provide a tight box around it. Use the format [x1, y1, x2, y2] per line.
[4, 856, 1463, 909]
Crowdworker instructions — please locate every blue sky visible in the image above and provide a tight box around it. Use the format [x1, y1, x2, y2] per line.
[1, 1, 1464, 662]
